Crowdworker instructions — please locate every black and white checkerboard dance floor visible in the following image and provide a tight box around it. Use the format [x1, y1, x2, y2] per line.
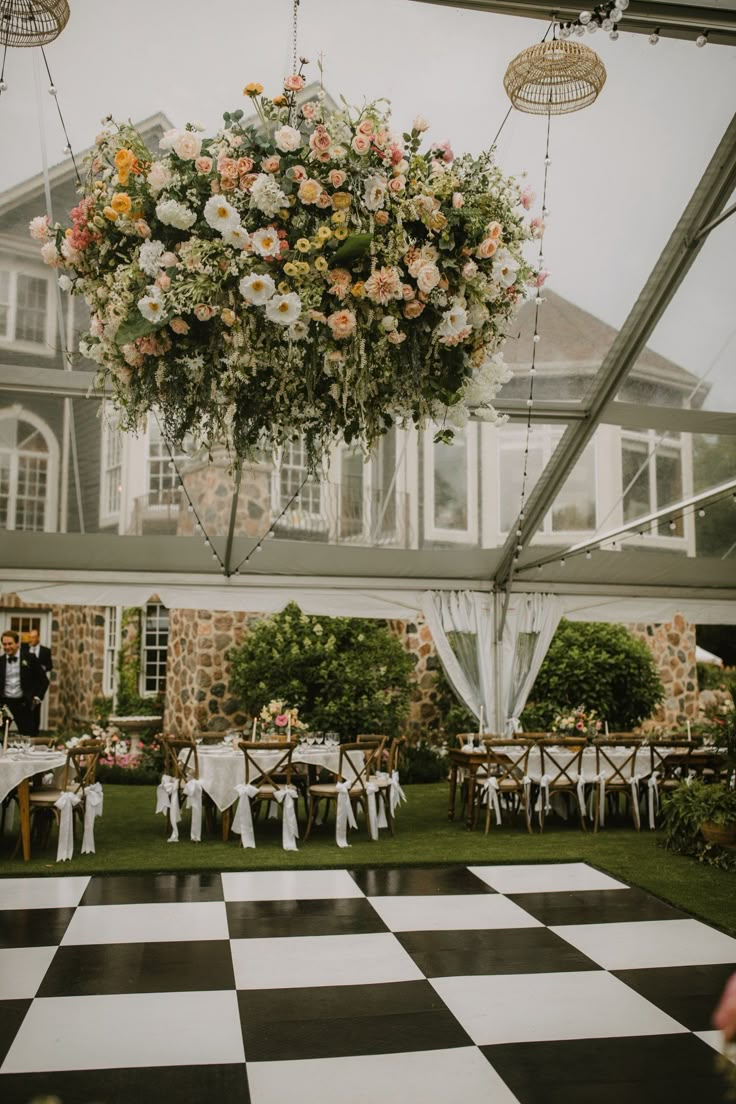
[1, 863, 734, 1103]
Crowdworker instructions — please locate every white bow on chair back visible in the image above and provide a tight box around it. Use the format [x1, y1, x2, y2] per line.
[81, 783, 104, 855]
[55, 790, 81, 862]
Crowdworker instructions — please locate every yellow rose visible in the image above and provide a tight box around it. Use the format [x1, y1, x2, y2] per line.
[317, 225, 332, 241]
[283, 262, 298, 277]
[351, 282, 365, 298]
[331, 211, 346, 225]
[314, 256, 328, 272]
[221, 308, 236, 326]
[297, 261, 310, 274]
[243, 82, 264, 97]
[103, 206, 119, 221]
[295, 238, 311, 253]
[278, 281, 291, 294]
[333, 226, 349, 240]
[110, 193, 132, 215]
[331, 192, 351, 210]
[278, 209, 290, 220]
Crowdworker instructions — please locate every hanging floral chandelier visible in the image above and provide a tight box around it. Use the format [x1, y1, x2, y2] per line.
[34, 70, 535, 466]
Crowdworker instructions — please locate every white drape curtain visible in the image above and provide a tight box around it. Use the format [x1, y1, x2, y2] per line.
[422, 590, 562, 735]
[421, 591, 494, 727]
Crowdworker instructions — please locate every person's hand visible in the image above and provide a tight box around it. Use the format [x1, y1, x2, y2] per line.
[31, 697, 41, 709]
[714, 972, 736, 1041]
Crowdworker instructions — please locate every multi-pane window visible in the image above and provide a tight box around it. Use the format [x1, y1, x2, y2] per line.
[424, 423, 478, 543]
[499, 427, 595, 535]
[0, 414, 53, 532]
[0, 268, 51, 348]
[103, 606, 119, 698]
[142, 602, 169, 695]
[278, 439, 322, 517]
[622, 430, 685, 537]
[101, 407, 123, 518]
[147, 418, 187, 506]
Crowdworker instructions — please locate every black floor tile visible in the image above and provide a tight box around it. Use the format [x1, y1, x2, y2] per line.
[0, 907, 76, 948]
[0, 1001, 31, 1067]
[237, 980, 471, 1060]
[81, 873, 224, 906]
[349, 866, 496, 896]
[37, 940, 235, 997]
[481, 1034, 727, 1104]
[613, 963, 736, 1030]
[226, 896, 387, 939]
[0, 1063, 250, 1104]
[507, 888, 687, 926]
[397, 926, 600, 977]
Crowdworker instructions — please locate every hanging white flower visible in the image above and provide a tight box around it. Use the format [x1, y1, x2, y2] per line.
[363, 174, 388, 211]
[250, 174, 288, 218]
[137, 286, 166, 323]
[274, 125, 302, 153]
[266, 292, 301, 326]
[222, 224, 251, 250]
[155, 198, 196, 230]
[251, 226, 281, 257]
[436, 303, 469, 339]
[239, 272, 276, 305]
[493, 248, 519, 288]
[203, 195, 240, 233]
[138, 239, 166, 277]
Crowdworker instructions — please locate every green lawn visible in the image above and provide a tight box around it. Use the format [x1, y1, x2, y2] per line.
[1, 782, 734, 936]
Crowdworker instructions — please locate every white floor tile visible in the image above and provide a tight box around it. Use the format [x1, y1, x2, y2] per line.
[221, 869, 364, 901]
[247, 1047, 520, 1104]
[551, 919, 736, 970]
[469, 863, 627, 895]
[1, 990, 244, 1072]
[368, 894, 543, 932]
[60, 901, 229, 945]
[430, 971, 686, 1045]
[0, 876, 90, 910]
[695, 1030, 736, 1062]
[231, 932, 424, 989]
[0, 946, 57, 999]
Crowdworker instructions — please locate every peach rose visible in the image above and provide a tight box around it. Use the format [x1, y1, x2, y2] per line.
[328, 169, 347, 188]
[403, 299, 425, 319]
[486, 221, 503, 240]
[298, 178, 321, 204]
[301, 102, 317, 120]
[194, 304, 215, 321]
[218, 155, 238, 175]
[452, 192, 464, 209]
[387, 329, 406, 344]
[289, 164, 308, 182]
[284, 74, 305, 92]
[135, 219, 152, 238]
[357, 118, 375, 136]
[262, 155, 281, 174]
[351, 133, 372, 156]
[195, 156, 213, 175]
[220, 176, 237, 192]
[415, 261, 441, 294]
[316, 192, 332, 209]
[374, 210, 389, 226]
[327, 309, 357, 340]
[237, 156, 254, 175]
[170, 317, 189, 334]
[388, 176, 405, 193]
[476, 237, 498, 259]
[309, 126, 332, 153]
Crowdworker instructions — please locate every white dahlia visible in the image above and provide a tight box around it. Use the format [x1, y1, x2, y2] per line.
[250, 173, 288, 218]
[239, 273, 276, 305]
[265, 292, 301, 326]
[138, 239, 166, 277]
[155, 198, 196, 230]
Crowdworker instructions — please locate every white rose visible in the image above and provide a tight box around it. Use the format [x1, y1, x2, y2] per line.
[173, 131, 202, 160]
[415, 261, 441, 294]
[58, 274, 73, 292]
[147, 161, 172, 194]
[412, 115, 430, 133]
[274, 125, 302, 153]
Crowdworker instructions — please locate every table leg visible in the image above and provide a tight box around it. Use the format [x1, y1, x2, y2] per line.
[448, 763, 458, 820]
[17, 778, 31, 861]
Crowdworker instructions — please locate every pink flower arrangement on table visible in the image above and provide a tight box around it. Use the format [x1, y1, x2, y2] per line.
[258, 699, 305, 739]
[32, 62, 536, 467]
[551, 707, 603, 741]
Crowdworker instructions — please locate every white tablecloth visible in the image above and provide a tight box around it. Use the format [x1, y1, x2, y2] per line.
[190, 745, 365, 812]
[460, 744, 668, 784]
[0, 749, 66, 804]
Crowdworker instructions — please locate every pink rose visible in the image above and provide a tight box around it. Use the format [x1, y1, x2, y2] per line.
[237, 156, 254, 175]
[328, 169, 346, 188]
[194, 304, 215, 321]
[532, 269, 550, 288]
[520, 185, 535, 210]
[530, 215, 545, 239]
[486, 221, 503, 240]
[135, 219, 152, 238]
[312, 150, 332, 164]
[452, 192, 464, 209]
[156, 273, 171, 291]
[274, 713, 289, 727]
[476, 237, 498, 260]
[357, 118, 375, 136]
[284, 74, 305, 92]
[327, 309, 357, 340]
[170, 317, 189, 334]
[432, 139, 454, 163]
[160, 252, 178, 267]
[262, 155, 281, 173]
[301, 102, 317, 121]
[309, 126, 332, 153]
[316, 191, 332, 209]
[195, 156, 213, 174]
[217, 154, 238, 175]
[401, 284, 415, 300]
[351, 133, 372, 156]
[390, 144, 405, 167]
[415, 261, 441, 294]
[289, 164, 308, 182]
[388, 176, 405, 193]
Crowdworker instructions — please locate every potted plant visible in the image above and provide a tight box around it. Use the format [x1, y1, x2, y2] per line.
[662, 780, 736, 850]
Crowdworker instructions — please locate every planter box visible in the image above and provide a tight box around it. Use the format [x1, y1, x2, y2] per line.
[700, 820, 736, 846]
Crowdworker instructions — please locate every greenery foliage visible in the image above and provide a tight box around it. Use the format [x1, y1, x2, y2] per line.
[401, 742, 449, 783]
[521, 620, 664, 731]
[661, 780, 736, 872]
[114, 609, 164, 718]
[227, 602, 412, 738]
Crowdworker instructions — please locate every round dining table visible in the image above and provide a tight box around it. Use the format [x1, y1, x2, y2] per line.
[0, 746, 66, 860]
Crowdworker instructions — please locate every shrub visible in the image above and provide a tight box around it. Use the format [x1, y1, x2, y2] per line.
[521, 620, 664, 731]
[431, 662, 477, 741]
[401, 741, 448, 783]
[661, 780, 736, 872]
[227, 602, 413, 738]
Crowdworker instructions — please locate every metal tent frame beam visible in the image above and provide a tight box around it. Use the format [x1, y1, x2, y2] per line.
[494, 109, 736, 591]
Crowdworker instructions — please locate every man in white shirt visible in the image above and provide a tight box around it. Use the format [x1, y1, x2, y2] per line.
[0, 631, 49, 737]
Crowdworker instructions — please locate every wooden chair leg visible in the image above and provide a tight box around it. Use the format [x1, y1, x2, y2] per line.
[222, 807, 231, 841]
[303, 795, 317, 841]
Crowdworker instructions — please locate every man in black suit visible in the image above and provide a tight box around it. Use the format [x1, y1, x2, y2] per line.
[22, 628, 53, 675]
[1, 630, 49, 737]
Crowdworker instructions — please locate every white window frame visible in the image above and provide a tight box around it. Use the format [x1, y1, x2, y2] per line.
[0, 404, 59, 532]
[0, 260, 55, 356]
[99, 404, 124, 526]
[332, 428, 409, 546]
[103, 605, 122, 701]
[146, 418, 185, 509]
[272, 439, 328, 531]
[140, 602, 169, 697]
[424, 422, 478, 544]
[621, 428, 691, 548]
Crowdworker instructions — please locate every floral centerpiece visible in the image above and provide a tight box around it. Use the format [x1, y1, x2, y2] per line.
[258, 699, 305, 740]
[33, 65, 536, 466]
[551, 707, 602, 741]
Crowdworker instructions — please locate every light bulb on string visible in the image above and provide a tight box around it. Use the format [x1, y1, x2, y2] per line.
[649, 28, 660, 44]
[585, 550, 592, 560]
[696, 31, 708, 47]
[698, 508, 706, 517]
[609, 29, 619, 40]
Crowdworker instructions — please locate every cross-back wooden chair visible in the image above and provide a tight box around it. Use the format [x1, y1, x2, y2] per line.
[27, 738, 104, 851]
[473, 741, 533, 834]
[592, 740, 643, 831]
[158, 735, 201, 839]
[235, 741, 299, 849]
[304, 739, 384, 844]
[359, 735, 404, 835]
[538, 740, 588, 831]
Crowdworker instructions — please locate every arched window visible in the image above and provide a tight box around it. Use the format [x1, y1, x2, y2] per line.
[0, 407, 58, 532]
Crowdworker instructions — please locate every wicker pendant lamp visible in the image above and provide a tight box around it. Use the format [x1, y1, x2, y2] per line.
[504, 39, 606, 115]
[0, 0, 70, 47]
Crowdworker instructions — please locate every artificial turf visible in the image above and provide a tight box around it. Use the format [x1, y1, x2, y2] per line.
[1, 782, 734, 936]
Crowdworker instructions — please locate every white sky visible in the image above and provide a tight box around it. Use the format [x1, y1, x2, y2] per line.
[1, 0, 734, 407]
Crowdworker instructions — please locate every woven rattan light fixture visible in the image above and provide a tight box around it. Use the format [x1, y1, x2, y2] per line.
[504, 40, 606, 115]
[0, 0, 70, 48]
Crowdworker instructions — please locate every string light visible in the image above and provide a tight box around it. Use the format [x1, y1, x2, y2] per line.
[649, 28, 660, 44]
[696, 31, 708, 47]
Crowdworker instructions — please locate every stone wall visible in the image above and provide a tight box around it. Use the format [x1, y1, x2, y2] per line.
[628, 614, 699, 727]
[387, 616, 443, 738]
[176, 453, 272, 539]
[0, 591, 105, 731]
